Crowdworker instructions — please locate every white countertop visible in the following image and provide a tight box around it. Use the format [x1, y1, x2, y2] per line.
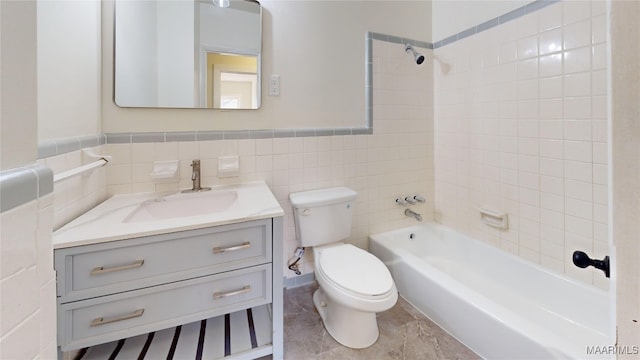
[53, 181, 284, 249]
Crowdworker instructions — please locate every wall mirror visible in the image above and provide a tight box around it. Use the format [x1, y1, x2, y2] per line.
[114, 0, 262, 109]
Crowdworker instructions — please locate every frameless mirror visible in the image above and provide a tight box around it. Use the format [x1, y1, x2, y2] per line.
[114, 0, 262, 109]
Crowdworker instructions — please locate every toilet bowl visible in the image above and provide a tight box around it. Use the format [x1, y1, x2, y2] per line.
[289, 187, 398, 349]
[312, 243, 398, 348]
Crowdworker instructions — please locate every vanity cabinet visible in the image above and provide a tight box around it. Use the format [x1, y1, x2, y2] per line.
[54, 217, 283, 359]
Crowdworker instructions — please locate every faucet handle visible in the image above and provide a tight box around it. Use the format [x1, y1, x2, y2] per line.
[413, 195, 426, 203]
[404, 196, 417, 205]
[395, 198, 408, 206]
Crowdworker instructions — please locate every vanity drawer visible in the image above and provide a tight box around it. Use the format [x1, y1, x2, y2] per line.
[55, 219, 272, 302]
[58, 264, 272, 350]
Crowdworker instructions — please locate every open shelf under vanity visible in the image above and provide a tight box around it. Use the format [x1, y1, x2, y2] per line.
[67, 305, 273, 360]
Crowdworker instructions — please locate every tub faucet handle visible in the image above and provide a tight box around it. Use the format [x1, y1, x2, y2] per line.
[405, 196, 417, 205]
[413, 195, 426, 203]
[396, 198, 408, 206]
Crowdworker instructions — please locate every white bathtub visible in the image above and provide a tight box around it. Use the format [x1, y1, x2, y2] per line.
[369, 222, 612, 359]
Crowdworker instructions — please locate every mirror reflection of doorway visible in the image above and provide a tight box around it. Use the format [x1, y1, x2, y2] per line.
[204, 52, 258, 109]
[218, 72, 257, 109]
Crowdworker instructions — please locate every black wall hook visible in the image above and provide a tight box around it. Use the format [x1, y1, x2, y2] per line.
[572, 251, 610, 278]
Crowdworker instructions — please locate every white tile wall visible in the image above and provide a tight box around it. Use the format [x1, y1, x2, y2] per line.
[104, 40, 434, 278]
[38, 145, 108, 230]
[0, 194, 57, 359]
[434, 1, 609, 289]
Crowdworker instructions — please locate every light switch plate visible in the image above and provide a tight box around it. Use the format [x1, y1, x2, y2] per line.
[269, 75, 280, 96]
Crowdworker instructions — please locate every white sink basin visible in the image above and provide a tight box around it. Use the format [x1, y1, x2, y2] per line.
[123, 190, 238, 223]
[53, 181, 285, 248]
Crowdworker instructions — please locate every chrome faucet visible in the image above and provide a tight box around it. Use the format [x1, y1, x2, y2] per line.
[182, 159, 211, 193]
[405, 208, 423, 222]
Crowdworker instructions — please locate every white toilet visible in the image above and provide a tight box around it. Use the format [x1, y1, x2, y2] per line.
[289, 187, 398, 349]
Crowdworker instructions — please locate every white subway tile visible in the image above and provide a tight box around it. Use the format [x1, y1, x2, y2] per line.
[592, 69, 607, 95]
[565, 179, 593, 201]
[154, 142, 178, 160]
[565, 215, 593, 238]
[541, 208, 565, 229]
[539, 54, 563, 77]
[538, 3, 562, 32]
[592, 43, 607, 70]
[563, 0, 592, 25]
[591, 15, 606, 44]
[541, 157, 564, 177]
[540, 139, 564, 159]
[539, 28, 563, 56]
[564, 160, 593, 182]
[564, 47, 592, 74]
[498, 40, 518, 64]
[540, 175, 564, 195]
[517, 79, 539, 100]
[519, 171, 540, 190]
[256, 139, 273, 155]
[541, 192, 564, 212]
[564, 140, 592, 162]
[518, 138, 539, 156]
[539, 76, 563, 99]
[564, 72, 592, 97]
[593, 184, 607, 205]
[238, 139, 256, 156]
[593, 163, 608, 185]
[593, 142, 609, 164]
[563, 20, 592, 50]
[564, 120, 592, 141]
[517, 36, 539, 60]
[593, 96, 607, 120]
[540, 120, 563, 140]
[565, 197, 593, 220]
[539, 99, 564, 120]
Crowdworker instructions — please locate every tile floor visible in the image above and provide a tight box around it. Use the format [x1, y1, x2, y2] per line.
[281, 282, 479, 360]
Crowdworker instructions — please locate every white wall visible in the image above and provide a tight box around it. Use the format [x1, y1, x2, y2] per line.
[102, 0, 432, 133]
[1, 1, 38, 170]
[432, 0, 528, 41]
[610, 0, 640, 352]
[37, 0, 101, 142]
[0, 2, 57, 359]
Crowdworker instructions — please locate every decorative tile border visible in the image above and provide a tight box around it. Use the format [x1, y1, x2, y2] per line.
[37, 134, 106, 158]
[432, 0, 560, 48]
[102, 127, 373, 145]
[0, 165, 54, 213]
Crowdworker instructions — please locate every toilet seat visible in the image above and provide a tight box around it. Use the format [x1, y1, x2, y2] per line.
[318, 244, 394, 298]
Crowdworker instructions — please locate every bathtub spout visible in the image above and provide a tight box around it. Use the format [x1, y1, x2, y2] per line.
[404, 208, 422, 222]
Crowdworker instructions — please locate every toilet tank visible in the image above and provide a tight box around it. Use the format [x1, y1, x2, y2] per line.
[289, 187, 357, 247]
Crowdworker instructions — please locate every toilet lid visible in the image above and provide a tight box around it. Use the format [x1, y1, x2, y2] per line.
[318, 244, 394, 297]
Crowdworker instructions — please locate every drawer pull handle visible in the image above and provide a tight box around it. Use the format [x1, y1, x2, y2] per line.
[214, 285, 251, 299]
[213, 242, 251, 254]
[90, 260, 145, 276]
[90, 309, 144, 327]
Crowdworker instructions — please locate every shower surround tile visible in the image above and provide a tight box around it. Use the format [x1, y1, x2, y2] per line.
[433, 0, 608, 289]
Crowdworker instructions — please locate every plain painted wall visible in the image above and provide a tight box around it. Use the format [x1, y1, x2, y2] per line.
[1, 1, 38, 170]
[100, 0, 432, 133]
[37, 0, 101, 142]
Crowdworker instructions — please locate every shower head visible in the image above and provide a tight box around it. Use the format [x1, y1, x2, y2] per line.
[405, 44, 425, 65]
